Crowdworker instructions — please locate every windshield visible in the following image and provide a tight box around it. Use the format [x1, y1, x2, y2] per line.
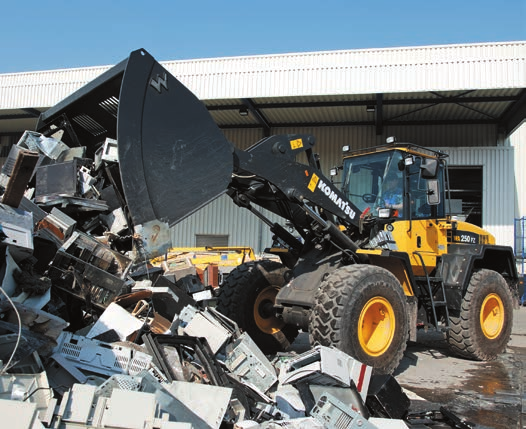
[341, 151, 403, 214]
[341, 149, 446, 219]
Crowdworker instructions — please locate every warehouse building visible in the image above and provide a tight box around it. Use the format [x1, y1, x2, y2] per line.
[0, 41, 525, 264]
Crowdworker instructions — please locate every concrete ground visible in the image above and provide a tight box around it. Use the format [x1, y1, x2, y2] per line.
[394, 308, 526, 429]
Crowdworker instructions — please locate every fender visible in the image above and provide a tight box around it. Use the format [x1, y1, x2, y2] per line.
[440, 244, 519, 310]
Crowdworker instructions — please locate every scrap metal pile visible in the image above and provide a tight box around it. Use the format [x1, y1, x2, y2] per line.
[0, 131, 476, 429]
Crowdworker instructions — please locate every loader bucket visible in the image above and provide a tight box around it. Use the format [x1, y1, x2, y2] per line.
[36, 49, 233, 227]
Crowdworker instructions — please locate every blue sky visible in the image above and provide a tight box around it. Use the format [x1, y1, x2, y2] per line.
[1, 0, 525, 73]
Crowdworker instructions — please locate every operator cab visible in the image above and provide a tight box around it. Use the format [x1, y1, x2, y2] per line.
[338, 141, 447, 222]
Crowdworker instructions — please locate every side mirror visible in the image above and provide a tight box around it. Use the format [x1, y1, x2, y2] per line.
[427, 179, 440, 205]
[420, 158, 438, 179]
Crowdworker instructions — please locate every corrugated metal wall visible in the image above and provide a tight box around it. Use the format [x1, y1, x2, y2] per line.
[170, 125, 517, 252]
[432, 146, 515, 247]
[273, 124, 499, 171]
[170, 194, 284, 253]
[384, 124, 499, 148]
[510, 123, 526, 277]
[510, 122, 526, 217]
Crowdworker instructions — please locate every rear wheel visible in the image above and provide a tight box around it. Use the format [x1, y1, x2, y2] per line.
[216, 260, 298, 354]
[309, 264, 409, 374]
[447, 269, 513, 360]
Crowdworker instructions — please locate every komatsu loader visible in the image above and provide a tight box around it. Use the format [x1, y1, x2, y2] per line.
[36, 49, 519, 374]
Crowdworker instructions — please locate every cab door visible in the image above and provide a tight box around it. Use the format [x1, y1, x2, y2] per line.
[389, 156, 447, 275]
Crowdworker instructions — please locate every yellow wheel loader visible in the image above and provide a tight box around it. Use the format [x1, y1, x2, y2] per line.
[36, 49, 519, 374]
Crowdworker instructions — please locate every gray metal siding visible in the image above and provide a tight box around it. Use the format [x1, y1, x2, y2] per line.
[273, 124, 499, 170]
[170, 194, 284, 254]
[432, 146, 515, 247]
[510, 122, 526, 217]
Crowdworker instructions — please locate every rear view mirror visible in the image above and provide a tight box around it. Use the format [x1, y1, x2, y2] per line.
[427, 179, 440, 205]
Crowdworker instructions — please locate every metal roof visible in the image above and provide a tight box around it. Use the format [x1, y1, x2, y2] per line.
[207, 88, 524, 135]
[1, 41, 525, 138]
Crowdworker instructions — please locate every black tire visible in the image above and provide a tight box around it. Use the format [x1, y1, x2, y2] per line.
[309, 264, 409, 374]
[447, 269, 513, 360]
[216, 260, 299, 354]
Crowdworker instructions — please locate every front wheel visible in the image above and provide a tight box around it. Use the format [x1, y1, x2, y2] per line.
[216, 260, 298, 354]
[309, 264, 409, 374]
[447, 269, 513, 360]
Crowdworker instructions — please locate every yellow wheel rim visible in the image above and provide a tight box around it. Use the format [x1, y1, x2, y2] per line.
[358, 297, 396, 357]
[480, 293, 504, 339]
[253, 286, 285, 334]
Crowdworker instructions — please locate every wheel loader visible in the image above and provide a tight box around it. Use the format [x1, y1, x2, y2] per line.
[35, 49, 519, 374]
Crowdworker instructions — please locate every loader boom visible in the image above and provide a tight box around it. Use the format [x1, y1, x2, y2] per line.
[229, 134, 365, 256]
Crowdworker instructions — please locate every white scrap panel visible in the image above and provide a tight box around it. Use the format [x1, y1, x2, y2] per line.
[54, 332, 153, 377]
[225, 332, 277, 394]
[87, 302, 144, 341]
[61, 384, 97, 424]
[181, 309, 232, 354]
[0, 398, 42, 429]
[101, 389, 157, 429]
[281, 345, 372, 400]
[310, 391, 377, 429]
[165, 381, 232, 429]
[369, 417, 410, 428]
